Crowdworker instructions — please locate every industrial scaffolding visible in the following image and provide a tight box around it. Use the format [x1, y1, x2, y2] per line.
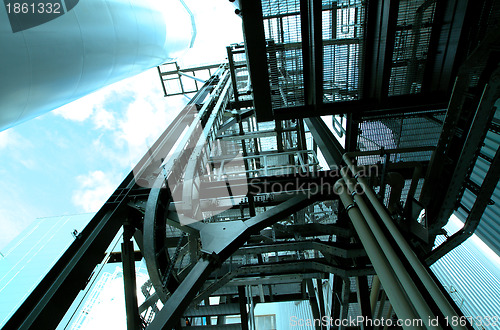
[5, 1, 500, 329]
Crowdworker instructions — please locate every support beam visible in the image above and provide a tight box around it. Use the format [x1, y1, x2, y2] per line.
[301, 0, 324, 108]
[274, 94, 448, 119]
[426, 146, 500, 264]
[356, 276, 373, 330]
[147, 259, 214, 329]
[147, 194, 314, 328]
[331, 275, 343, 323]
[238, 286, 250, 330]
[431, 66, 500, 231]
[227, 46, 240, 103]
[316, 279, 326, 324]
[240, 0, 273, 121]
[362, 0, 399, 100]
[233, 241, 365, 259]
[122, 224, 141, 330]
[345, 114, 359, 153]
[193, 259, 373, 308]
[305, 117, 345, 166]
[306, 279, 323, 330]
[108, 250, 143, 263]
[339, 278, 350, 330]
[423, 0, 472, 94]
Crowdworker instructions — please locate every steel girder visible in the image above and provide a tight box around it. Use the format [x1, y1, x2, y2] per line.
[421, 28, 500, 237]
[426, 145, 500, 264]
[147, 193, 314, 329]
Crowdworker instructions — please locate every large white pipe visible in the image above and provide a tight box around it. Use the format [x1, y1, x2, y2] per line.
[0, 0, 196, 131]
[369, 275, 380, 317]
[334, 180, 423, 329]
[343, 154, 467, 329]
[340, 169, 439, 328]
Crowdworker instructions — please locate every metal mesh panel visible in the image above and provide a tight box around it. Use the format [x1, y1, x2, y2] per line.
[413, 178, 425, 200]
[262, 0, 300, 16]
[262, 0, 305, 109]
[356, 111, 445, 163]
[260, 136, 279, 152]
[269, 46, 305, 108]
[261, 0, 366, 108]
[388, 0, 436, 96]
[323, 0, 365, 102]
[233, 50, 250, 95]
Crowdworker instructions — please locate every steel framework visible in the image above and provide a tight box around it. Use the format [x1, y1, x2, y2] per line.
[5, 1, 500, 329]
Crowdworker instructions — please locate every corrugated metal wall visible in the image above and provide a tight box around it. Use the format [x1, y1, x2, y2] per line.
[455, 107, 500, 257]
[431, 218, 500, 330]
[255, 300, 314, 330]
[0, 214, 93, 328]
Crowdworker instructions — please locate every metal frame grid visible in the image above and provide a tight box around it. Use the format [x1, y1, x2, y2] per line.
[157, 62, 221, 97]
[388, 0, 436, 96]
[357, 111, 445, 162]
[262, 0, 306, 109]
[322, 0, 365, 102]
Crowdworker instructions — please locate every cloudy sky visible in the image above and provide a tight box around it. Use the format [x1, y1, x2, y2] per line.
[0, 0, 243, 251]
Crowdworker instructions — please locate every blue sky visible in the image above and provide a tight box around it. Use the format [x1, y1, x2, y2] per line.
[0, 0, 243, 251]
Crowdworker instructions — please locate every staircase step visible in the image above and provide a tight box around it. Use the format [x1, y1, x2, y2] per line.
[183, 303, 240, 317]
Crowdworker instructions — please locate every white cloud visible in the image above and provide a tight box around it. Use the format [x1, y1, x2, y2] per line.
[93, 108, 115, 130]
[53, 93, 98, 122]
[0, 130, 34, 170]
[72, 171, 119, 212]
[0, 130, 12, 149]
[91, 68, 189, 167]
[180, 0, 243, 66]
[116, 99, 167, 167]
[51, 73, 133, 124]
[0, 129, 31, 150]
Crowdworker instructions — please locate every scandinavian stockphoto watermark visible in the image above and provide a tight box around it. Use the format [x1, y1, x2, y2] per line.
[247, 164, 377, 198]
[133, 102, 378, 226]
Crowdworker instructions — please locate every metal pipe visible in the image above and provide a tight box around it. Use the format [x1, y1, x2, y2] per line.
[370, 275, 380, 317]
[375, 291, 387, 322]
[383, 305, 394, 330]
[228, 0, 242, 16]
[343, 154, 466, 329]
[341, 169, 439, 327]
[334, 180, 422, 328]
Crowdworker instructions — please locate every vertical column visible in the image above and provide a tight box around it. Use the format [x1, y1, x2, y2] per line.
[306, 279, 323, 330]
[356, 276, 373, 330]
[227, 46, 240, 103]
[240, 0, 273, 121]
[122, 222, 141, 329]
[238, 286, 250, 330]
[331, 275, 343, 323]
[339, 278, 350, 330]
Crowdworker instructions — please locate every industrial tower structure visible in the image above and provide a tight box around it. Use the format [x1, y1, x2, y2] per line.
[3, 0, 500, 329]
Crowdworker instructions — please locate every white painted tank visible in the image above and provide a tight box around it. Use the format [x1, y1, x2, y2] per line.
[0, 0, 196, 131]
